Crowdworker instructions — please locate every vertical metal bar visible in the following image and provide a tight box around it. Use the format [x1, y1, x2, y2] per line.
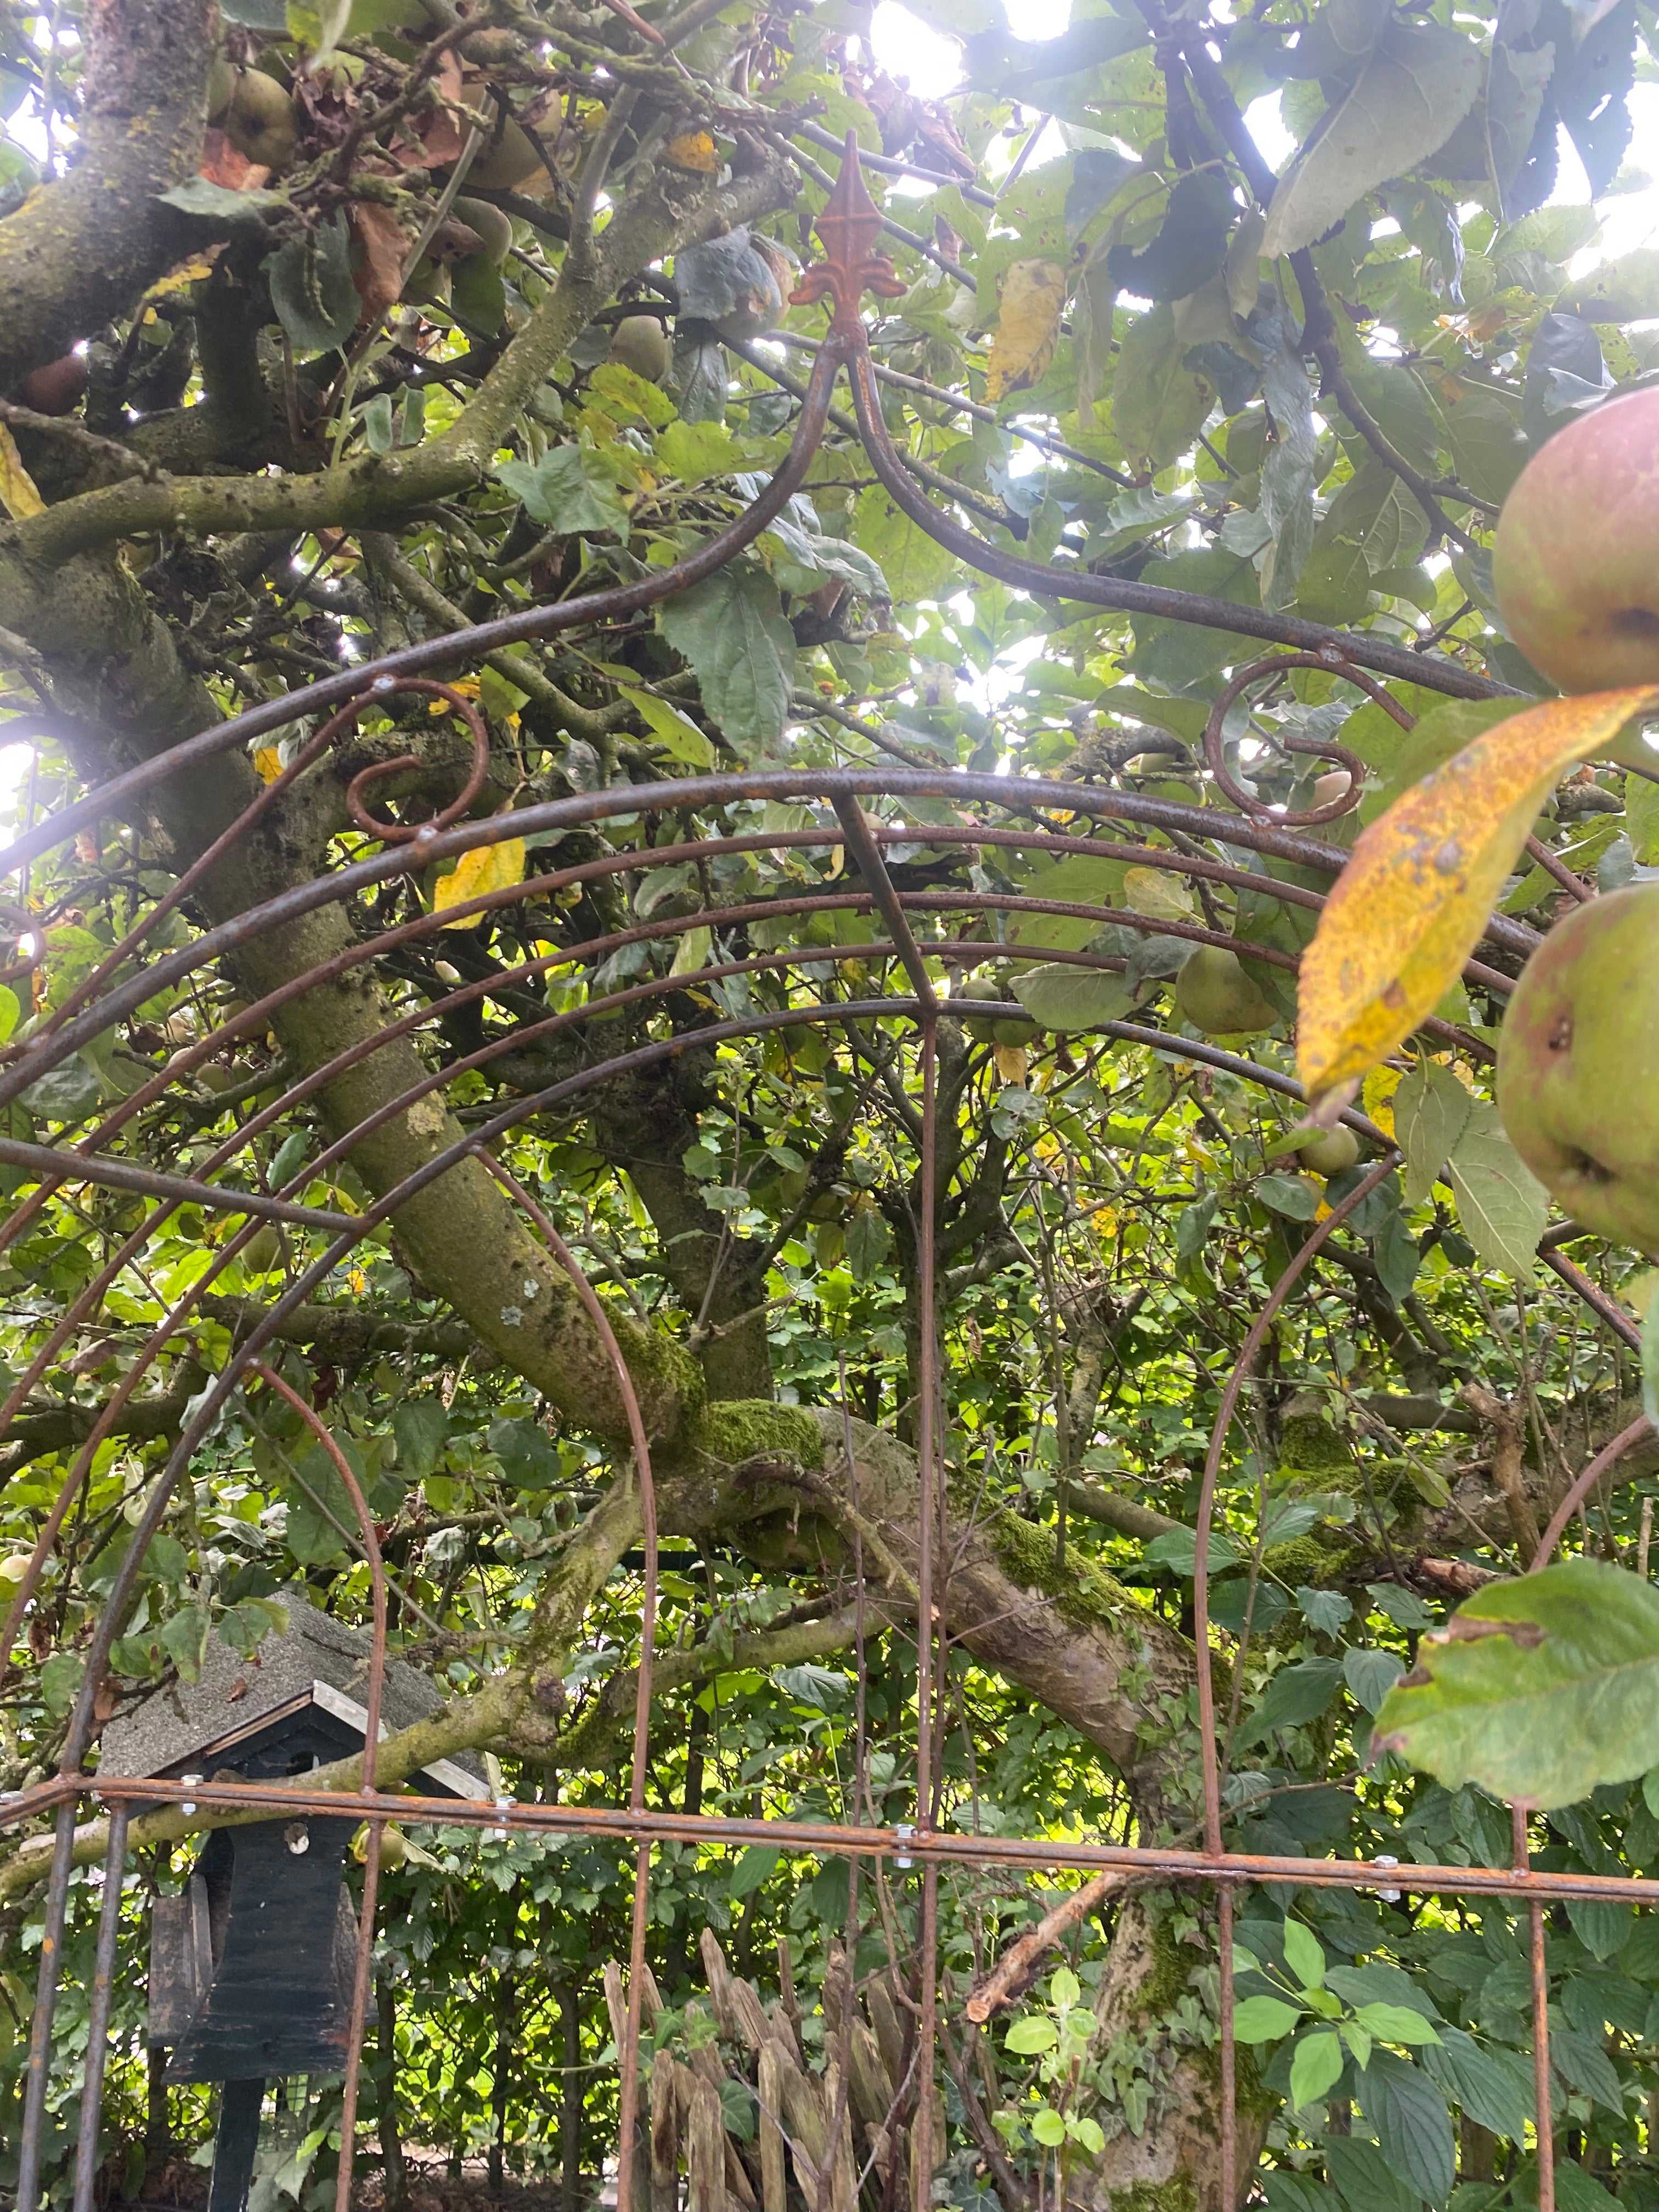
[1515, 1804, 1554, 2212]
[915, 1022, 938, 1830]
[915, 1863, 939, 2212]
[1217, 1883, 1236, 2212]
[912, 1022, 939, 2212]
[71, 1803, 131, 2212]
[17, 1796, 79, 2212]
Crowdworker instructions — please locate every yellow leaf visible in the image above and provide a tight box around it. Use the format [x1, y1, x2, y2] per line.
[1298, 686, 1659, 1111]
[433, 836, 527, 928]
[664, 129, 718, 172]
[0, 424, 44, 520]
[1361, 1064, 1402, 1138]
[253, 747, 284, 785]
[1123, 862, 1194, 922]
[985, 261, 1066, 404]
[994, 1043, 1028, 1086]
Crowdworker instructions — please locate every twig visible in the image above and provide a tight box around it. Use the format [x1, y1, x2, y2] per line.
[963, 1870, 1126, 2021]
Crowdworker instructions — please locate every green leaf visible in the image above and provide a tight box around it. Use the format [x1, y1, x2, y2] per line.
[1355, 2003, 1442, 2046]
[1262, 22, 1483, 259]
[1361, 2048, 1455, 2206]
[1113, 302, 1215, 471]
[157, 177, 287, 221]
[1236, 1656, 1343, 1744]
[1009, 963, 1133, 1032]
[1283, 1918, 1325, 1993]
[1395, 1059, 1474, 1207]
[1444, 1102, 1548, 1277]
[1299, 1585, 1353, 1637]
[1065, 148, 1141, 242]
[159, 1602, 211, 1684]
[1231, 1994, 1305, 2042]
[0, 986, 19, 1046]
[846, 1207, 891, 1284]
[1344, 1646, 1406, 1713]
[1106, 171, 1236, 303]
[1420, 2026, 1531, 2139]
[1643, 1296, 1659, 1431]
[494, 444, 630, 536]
[658, 418, 741, 483]
[1325, 2137, 1420, 2212]
[1030, 2105, 1066, 2145]
[657, 566, 797, 754]
[288, 0, 353, 59]
[1374, 1556, 1659, 1806]
[1257, 1171, 1322, 1220]
[1050, 1966, 1081, 2010]
[728, 1845, 780, 1897]
[620, 687, 714, 770]
[1289, 2028, 1345, 2110]
[1006, 2016, 1060, 2053]
[853, 486, 958, 603]
[264, 213, 359, 358]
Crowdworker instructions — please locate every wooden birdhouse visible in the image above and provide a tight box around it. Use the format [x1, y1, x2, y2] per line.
[99, 1587, 483, 2212]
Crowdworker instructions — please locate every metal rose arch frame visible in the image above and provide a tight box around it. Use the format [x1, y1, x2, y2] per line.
[0, 137, 1621, 2212]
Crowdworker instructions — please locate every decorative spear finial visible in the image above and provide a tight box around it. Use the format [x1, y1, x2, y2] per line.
[789, 130, 906, 340]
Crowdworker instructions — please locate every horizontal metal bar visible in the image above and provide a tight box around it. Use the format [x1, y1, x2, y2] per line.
[0, 1135, 359, 1229]
[17, 1773, 1659, 1909]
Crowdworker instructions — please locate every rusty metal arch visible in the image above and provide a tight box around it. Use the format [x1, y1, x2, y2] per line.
[0, 133, 1606, 2212]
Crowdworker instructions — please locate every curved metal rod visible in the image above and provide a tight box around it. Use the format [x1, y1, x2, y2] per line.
[23, 680, 489, 1057]
[46, 972, 1387, 1772]
[1533, 1415, 1655, 1567]
[1202, 651, 1392, 828]
[0, 762, 1537, 1124]
[838, 312, 1505, 704]
[0, 339, 850, 888]
[1, 869, 1399, 1667]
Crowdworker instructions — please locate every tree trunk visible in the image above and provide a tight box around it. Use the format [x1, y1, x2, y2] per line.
[376, 1973, 407, 2212]
[561, 1979, 585, 2212]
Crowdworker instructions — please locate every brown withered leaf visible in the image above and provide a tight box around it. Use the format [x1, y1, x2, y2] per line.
[348, 199, 410, 324]
[199, 127, 270, 191]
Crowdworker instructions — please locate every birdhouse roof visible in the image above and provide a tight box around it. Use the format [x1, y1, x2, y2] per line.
[98, 1585, 484, 1796]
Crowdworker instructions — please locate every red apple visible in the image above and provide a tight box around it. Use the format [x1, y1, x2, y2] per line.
[1492, 386, 1659, 694]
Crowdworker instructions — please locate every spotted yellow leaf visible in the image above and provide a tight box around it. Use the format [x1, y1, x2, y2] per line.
[434, 836, 526, 929]
[1299, 686, 1659, 1113]
[253, 747, 284, 785]
[0, 424, 44, 520]
[1362, 1064, 1402, 1138]
[994, 1043, 1029, 1086]
[985, 261, 1066, 404]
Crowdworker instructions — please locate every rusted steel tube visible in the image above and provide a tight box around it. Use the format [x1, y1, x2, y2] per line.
[1533, 1414, 1654, 1566]
[24, 1773, 1659, 1909]
[15, 1799, 77, 2212]
[70, 1803, 132, 2212]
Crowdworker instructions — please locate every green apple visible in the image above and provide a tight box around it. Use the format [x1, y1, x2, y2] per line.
[1496, 881, 1659, 1252]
